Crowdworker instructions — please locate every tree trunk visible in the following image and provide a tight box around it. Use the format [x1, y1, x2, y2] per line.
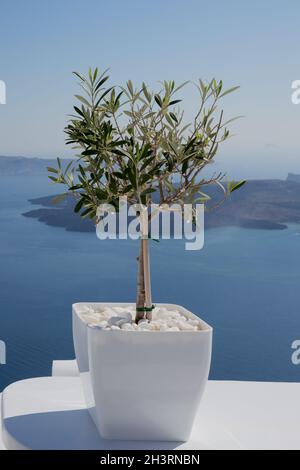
[135, 237, 153, 323]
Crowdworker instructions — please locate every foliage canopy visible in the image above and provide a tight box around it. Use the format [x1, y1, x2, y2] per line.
[48, 68, 245, 220]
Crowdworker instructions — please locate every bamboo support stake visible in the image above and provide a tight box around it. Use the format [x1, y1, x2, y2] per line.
[135, 206, 153, 323]
[135, 238, 146, 323]
[142, 238, 153, 321]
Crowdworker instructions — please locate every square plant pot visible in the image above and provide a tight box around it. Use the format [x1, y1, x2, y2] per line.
[73, 302, 212, 442]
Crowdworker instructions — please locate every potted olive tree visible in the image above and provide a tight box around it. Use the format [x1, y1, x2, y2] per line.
[48, 68, 245, 442]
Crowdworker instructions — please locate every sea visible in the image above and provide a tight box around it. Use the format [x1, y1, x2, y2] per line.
[0, 175, 300, 390]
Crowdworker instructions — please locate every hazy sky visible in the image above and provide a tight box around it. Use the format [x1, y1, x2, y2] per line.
[0, 0, 300, 179]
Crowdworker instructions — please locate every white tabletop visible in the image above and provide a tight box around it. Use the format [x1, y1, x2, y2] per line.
[1, 375, 300, 450]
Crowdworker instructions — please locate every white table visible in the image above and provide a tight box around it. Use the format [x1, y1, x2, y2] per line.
[1, 361, 300, 450]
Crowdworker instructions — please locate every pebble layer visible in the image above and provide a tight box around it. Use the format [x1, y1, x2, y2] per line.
[77, 305, 202, 332]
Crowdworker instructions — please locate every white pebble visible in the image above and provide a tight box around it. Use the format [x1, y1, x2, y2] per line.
[178, 321, 197, 331]
[108, 312, 132, 327]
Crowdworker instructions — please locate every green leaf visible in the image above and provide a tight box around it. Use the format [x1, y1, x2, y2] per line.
[184, 137, 197, 153]
[75, 95, 91, 107]
[169, 99, 181, 106]
[123, 110, 134, 117]
[115, 91, 123, 104]
[140, 174, 151, 185]
[47, 167, 58, 174]
[73, 71, 85, 82]
[165, 114, 174, 127]
[199, 79, 207, 95]
[154, 94, 162, 107]
[182, 160, 189, 174]
[48, 176, 58, 182]
[169, 112, 178, 123]
[113, 171, 127, 180]
[142, 82, 152, 103]
[140, 156, 154, 172]
[95, 87, 114, 106]
[94, 75, 109, 92]
[109, 178, 118, 193]
[65, 161, 73, 174]
[74, 198, 85, 213]
[127, 80, 134, 96]
[96, 188, 107, 200]
[80, 206, 95, 219]
[93, 68, 98, 82]
[219, 86, 240, 99]
[127, 168, 136, 188]
[140, 143, 152, 160]
[73, 106, 85, 117]
[140, 188, 156, 197]
[78, 165, 86, 177]
[229, 180, 246, 193]
[82, 149, 98, 156]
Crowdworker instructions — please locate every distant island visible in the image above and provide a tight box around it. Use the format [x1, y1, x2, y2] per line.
[1, 156, 300, 231]
[0, 156, 72, 176]
[22, 179, 300, 232]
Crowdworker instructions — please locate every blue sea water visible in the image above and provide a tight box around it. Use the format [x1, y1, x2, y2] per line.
[0, 175, 300, 390]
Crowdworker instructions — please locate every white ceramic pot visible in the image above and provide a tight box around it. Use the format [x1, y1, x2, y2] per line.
[73, 302, 212, 442]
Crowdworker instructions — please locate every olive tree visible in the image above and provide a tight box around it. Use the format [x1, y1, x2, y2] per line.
[48, 68, 245, 323]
